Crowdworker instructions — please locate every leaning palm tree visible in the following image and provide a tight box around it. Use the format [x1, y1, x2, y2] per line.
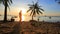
[27, 2, 44, 20]
[0, 0, 12, 22]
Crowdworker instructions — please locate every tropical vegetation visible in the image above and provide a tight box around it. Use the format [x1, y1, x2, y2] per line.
[0, 0, 13, 22]
[27, 2, 44, 20]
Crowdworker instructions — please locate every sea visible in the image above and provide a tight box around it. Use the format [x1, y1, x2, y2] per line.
[0, 16, 60, 22]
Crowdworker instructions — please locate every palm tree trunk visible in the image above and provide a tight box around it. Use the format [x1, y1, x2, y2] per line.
[32, 15, 33, 20]
[4, 1, 7, 22]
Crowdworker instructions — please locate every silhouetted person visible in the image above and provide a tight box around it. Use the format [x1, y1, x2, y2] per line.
[11, 17, 15, 22]
[49, 16, 51, 19]
[38, 17, 40, 22]
[19, 10, 22, 22]
[38, 18, 39, 21]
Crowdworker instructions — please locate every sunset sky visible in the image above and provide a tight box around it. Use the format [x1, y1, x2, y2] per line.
[0, 0, 60, 16]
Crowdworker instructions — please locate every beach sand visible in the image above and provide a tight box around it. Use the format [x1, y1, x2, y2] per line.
[0, 21, 20, 34]
[20, 21, 60, 34]
[0, 21, 60, 34]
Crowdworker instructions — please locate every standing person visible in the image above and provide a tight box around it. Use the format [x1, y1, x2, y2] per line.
[38, 18, 39, 22]
[19, 10, 22, 22]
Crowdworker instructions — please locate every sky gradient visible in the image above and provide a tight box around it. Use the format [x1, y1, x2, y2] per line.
[0, 0, 60, 16]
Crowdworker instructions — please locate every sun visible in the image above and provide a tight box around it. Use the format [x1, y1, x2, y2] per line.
[22, 9, 26, 14]
[18, 8, 26, 14]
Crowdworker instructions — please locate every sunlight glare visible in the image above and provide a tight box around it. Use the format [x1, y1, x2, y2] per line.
[18, 8, 26, 21]
[22, 15, 25, 21]
[18, 8, 26, 14]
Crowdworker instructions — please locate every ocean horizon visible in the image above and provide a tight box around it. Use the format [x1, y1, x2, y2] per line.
[0, 16, 60, 22]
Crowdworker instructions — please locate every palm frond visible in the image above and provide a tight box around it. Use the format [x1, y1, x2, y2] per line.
[33, 9, 36, 16]
[7, 0, 12, 5]
[38, 6, 42, 8]
[39, 10, 43, 14]
[36, 9, 40, 15]
[58, 2, 60, 4]
[10, 0, 13, 3]
[55, 0, 60, 4]
[29, 6, 33, 9]
[27, 8, 32, 13]
[27, 1, 44, 20]
[28, 4, 34, 6]
[27, 6, 33, 12]
[30, 9, 33, 16]
[32, 1, 34, 5]
[39, 8, 44, 11]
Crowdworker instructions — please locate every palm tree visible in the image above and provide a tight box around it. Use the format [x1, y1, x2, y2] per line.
[27, 1, 44, 20]
[0, 0, 12, 22]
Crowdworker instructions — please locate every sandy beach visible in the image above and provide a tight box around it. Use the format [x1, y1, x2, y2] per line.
[0, 21, 60, 34]
[20, 21, 60, 34]
[0, 21, 20, 34]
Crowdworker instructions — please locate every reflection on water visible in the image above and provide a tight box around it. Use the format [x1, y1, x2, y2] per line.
[22, 16, 60, 22]
[0, 16, 60, 22]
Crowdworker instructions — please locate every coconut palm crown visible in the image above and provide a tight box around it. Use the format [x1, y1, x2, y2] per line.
[27, 1, 44, 20]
